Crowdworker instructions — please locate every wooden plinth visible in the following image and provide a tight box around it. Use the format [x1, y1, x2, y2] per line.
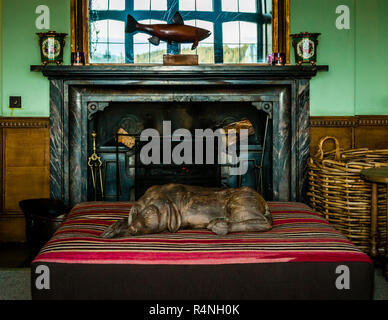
[163, 54, 199, 66]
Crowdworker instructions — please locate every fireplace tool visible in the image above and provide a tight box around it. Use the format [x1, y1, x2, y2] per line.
[88, 131, 104, 200]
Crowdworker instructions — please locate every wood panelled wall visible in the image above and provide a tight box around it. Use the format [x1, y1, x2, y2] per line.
[310, 116, 388, 156]
[0, 118, 50, 242]
[0, 116, 387, 242]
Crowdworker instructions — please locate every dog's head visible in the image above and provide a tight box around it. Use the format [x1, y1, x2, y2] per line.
[128, 200, 181, 235]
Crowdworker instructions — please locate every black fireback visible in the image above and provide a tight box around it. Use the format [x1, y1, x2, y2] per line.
[134, 139, 222, 200]
[89, 101, 270, 201]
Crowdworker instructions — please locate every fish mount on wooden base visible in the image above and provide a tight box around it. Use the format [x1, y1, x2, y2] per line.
[125, 12, 211, 51]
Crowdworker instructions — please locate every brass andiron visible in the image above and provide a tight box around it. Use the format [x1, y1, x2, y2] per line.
[88, 131, 104, 201]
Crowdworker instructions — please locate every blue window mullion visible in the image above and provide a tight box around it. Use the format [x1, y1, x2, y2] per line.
[256, 0, 263, 62]
[213, 0, 223, 63]
[167, 0, 180, 54]
[125, 0, 134, 63]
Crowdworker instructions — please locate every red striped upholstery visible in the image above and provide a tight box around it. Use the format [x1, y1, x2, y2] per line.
[33, 202, 372, 265]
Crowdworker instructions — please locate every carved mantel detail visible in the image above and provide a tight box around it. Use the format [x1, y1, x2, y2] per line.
[87, 102, 110, 120]
[252, 102, 273, 119]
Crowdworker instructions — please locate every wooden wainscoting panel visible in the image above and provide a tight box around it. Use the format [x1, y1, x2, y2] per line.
[0, 215, 26, 243]
[310, 116, 355, 155]
[0, 127, 3, 219]
[0, 118, 50, 242]
[4, 167, 50, 212]
[355, 116, 388, 149]
[310, 116, 388, 155]
[4, 129, 49, 167]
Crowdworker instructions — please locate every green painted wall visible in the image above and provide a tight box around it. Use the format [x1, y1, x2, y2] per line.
[355, 0, 388, 115]
[1, 0, 70, 117]
[0, 0, 387, 117]
[291, 0, 388, 116]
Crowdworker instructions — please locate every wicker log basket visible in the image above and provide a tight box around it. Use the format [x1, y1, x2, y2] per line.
[308, 136, 388, 253]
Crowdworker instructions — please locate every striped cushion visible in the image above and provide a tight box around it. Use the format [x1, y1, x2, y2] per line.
[33, 201, 371, 265]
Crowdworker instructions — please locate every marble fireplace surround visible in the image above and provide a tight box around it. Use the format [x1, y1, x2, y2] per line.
[32, 65, 328, 207]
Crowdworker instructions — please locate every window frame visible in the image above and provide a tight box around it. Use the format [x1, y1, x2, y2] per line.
[71, 0, 290, 65]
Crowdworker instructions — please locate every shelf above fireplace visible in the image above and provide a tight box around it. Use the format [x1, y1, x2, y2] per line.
[31, 64, 328, 81]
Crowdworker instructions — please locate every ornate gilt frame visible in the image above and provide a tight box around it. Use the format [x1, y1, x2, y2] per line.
[71, 0, 89, 63]
[71, 0, 290, 65]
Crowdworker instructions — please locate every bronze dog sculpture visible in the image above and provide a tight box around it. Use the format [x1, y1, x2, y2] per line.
[101, 184, 272, 238]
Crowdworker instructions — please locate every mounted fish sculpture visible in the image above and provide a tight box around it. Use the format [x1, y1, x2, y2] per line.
[125, 12, 212, 50]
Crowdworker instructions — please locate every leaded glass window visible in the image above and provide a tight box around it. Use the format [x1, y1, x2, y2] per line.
[89, 0, 272, 64]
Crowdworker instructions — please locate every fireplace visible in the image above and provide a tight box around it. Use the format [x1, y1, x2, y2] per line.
[32, 64, 327, 207]
[91, 100, 271, 201]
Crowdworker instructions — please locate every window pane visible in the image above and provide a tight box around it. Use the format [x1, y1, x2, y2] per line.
[134, 43, 150, 63]
[150, 43, 166, 63]
[90, 0, 108, 10]
[241, 44, 257, 63]
[223, 21, 239, 43]
[179, 0, 195, 11]
[240, 22, 257, 43]
[109, 0, 125, 10]
[197, 44, 214, 63]
[222, 0, 238, 12]
[151, 0, 167, 11]
[223, 44, 240, 63]
[90, 43, 109, 63]
[108, 20, 125, 43]
[109, 43, 126, 62]
[239, 0, 256, 13]
[90, 20, 108, 43]
[197, 0, 213, 11]
[134, 0, 150, 10]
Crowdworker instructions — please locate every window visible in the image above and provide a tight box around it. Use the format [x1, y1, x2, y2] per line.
[88, 0, 272, 64]
[90, 19, 126, 63]
[74, 0, 288, 64]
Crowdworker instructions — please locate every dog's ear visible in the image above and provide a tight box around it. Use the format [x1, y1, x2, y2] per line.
[166, 200, 181, 233]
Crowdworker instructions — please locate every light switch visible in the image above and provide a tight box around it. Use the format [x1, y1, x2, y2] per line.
[9, 96, 22, 108]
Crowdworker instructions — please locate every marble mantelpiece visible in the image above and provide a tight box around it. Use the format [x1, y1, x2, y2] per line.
[31, 65, 328, 207]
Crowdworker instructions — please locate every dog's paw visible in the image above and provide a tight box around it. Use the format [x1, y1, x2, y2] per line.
[101, 220, 127, 238]
[101, 224, 116, 238]
[210, 221, 229, 236]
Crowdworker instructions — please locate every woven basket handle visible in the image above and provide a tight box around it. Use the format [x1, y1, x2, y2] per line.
[315, 136, 341, 161]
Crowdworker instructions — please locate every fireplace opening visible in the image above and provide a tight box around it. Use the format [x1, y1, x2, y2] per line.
[88, 101, 273, 201]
